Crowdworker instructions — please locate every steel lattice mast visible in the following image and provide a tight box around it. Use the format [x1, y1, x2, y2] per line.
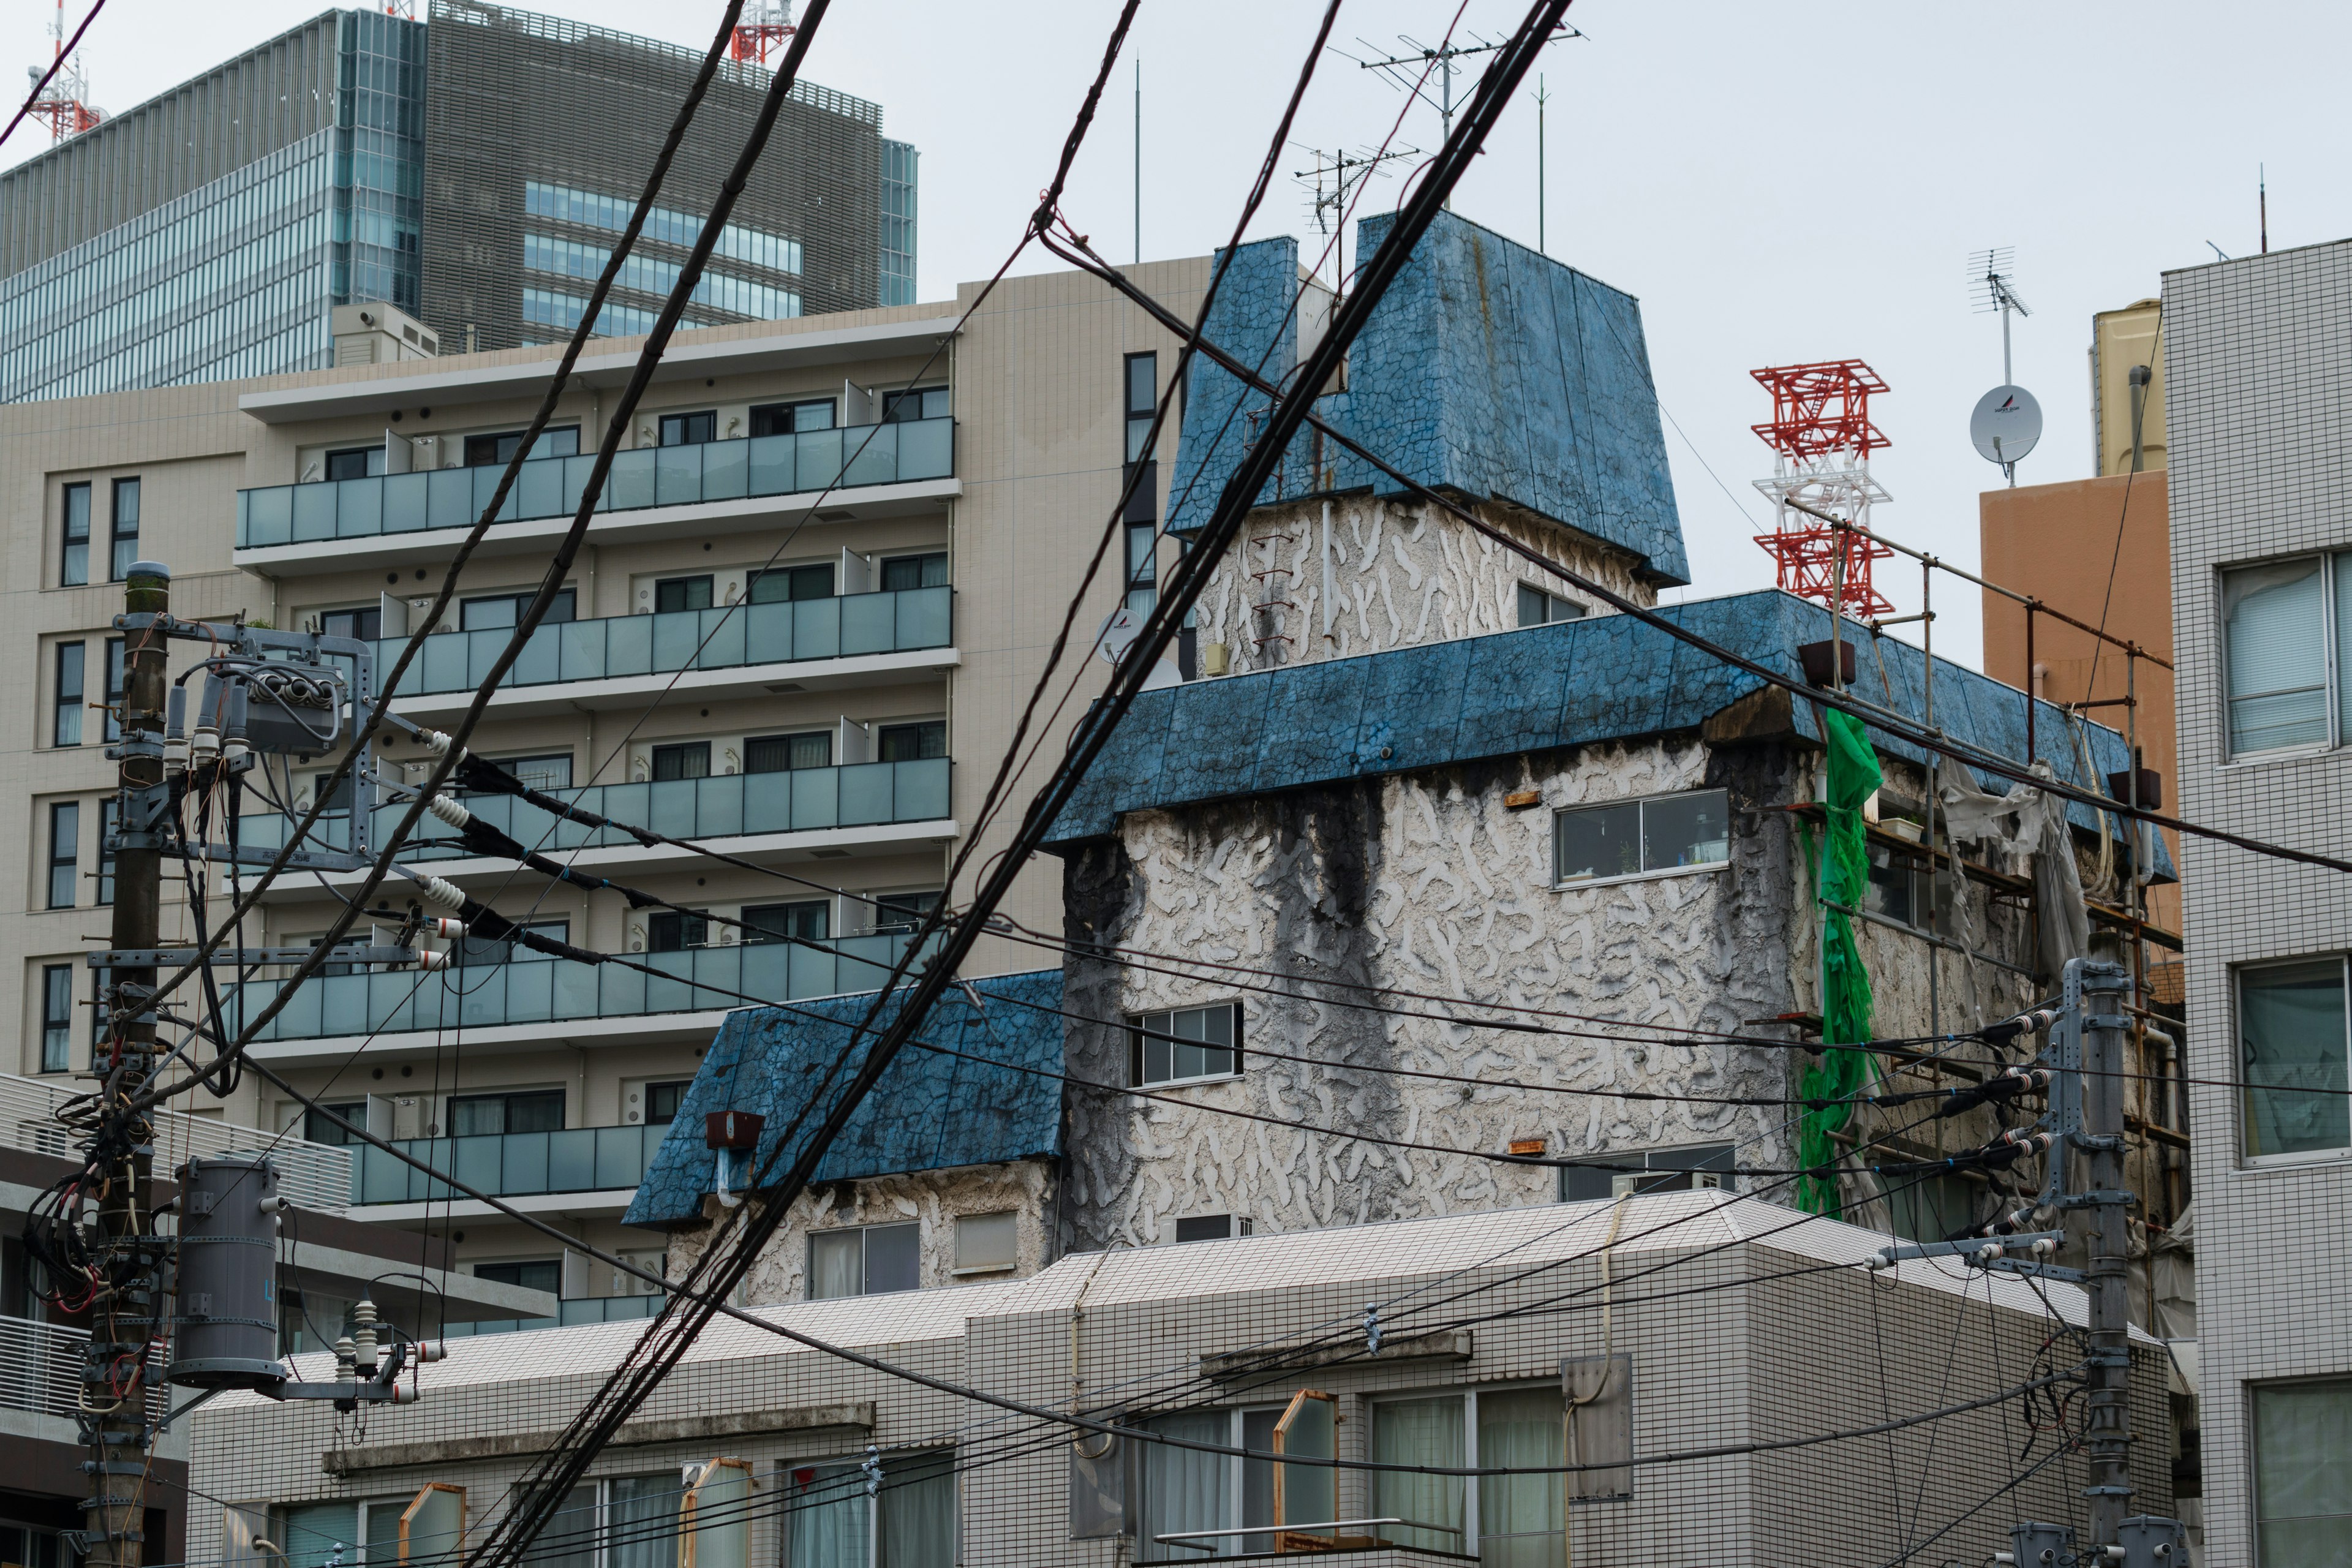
[1749, 358, 1895, 619]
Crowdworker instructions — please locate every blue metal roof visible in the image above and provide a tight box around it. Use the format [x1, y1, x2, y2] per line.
[1165, 210, 1689, 584]
[1046, 589, 2170, 878]
[623, 970, 1065, 1228]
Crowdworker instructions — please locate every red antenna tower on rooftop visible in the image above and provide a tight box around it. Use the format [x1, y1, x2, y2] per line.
[1749, 358, 1894, 620]
[730, 1, 796, 67]
[24, 0, 103, 142]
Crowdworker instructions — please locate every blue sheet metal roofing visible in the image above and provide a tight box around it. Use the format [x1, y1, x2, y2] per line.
[1045, 588, 2171, 877]
[623, 970, 1064, 1229]
[1165, 210, 1689, 584]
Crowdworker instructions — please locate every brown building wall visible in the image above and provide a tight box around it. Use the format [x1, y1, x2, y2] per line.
[1978, 471, 2179, 939]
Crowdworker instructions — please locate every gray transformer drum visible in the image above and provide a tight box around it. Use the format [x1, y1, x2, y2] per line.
[167, 1155, 283, 1390]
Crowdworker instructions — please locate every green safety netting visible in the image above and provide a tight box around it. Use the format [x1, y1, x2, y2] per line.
[1797, 707, 1882, 1216]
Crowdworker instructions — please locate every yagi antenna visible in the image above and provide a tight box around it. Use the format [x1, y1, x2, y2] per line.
[1966, 247, 2041, 488]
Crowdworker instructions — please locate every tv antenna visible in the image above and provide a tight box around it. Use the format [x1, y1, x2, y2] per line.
[1293, 143, 1416, 288]
[1347, 24, 1582, 208]
[1968, 248, 2041, 486]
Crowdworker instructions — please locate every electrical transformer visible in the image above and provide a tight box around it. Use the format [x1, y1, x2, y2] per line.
[167, 1155, 283, 1389]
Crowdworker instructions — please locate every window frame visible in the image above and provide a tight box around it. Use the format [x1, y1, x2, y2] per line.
[880, 386, 949, 424]
[805, 1219, 922, 1300]
[2236, 954, 2352, 1168]
[52, 641, 84, 748]
[107, 477, 141, 583]
[1550, 786, 1733, 891]
[1517, 582, 1586, 627]
[1557, 1140, 1735, 1204]
[45, 801, 79, 910]
[2250, 1374, 2352, 1566]
[461, 424, 579, 469]
[1364, 1380, 1590, 1557]
[650, 741, 712, 783]
[653, 575, 715, 615]
[1129, 1001, 1243, 1088]
[749, 397, 836, 437]
[1124, 351, 1158, 464]
[448, 1088, 566, 1137]
[2218, 550, 2350, 763]
[60, 482, 90, 587]
[101, 637, 125, 744]
[39, 964, 75, 1074]
[875, 720, 946, 764]
[657, 410, 718, 447]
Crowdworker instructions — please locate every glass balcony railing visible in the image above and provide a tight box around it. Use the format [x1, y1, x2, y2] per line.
[375, 585, 952, 699]
[217, 930, 942, 1043]
[243, 755, 952, 860]
[351, 1123, 663, 1206]
[447, 1293, 663, 1339]
[235, 417, 956, 549]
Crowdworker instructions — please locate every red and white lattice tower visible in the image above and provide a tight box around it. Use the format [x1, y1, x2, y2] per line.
[729, 1, 796, 66]
[24, 0, 103, 142]
[1749, 359, 1895, 619]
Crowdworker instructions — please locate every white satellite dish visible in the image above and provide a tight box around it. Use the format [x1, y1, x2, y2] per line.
[1095, 606, 1142, 665]
[1969, 383, 2043, 468]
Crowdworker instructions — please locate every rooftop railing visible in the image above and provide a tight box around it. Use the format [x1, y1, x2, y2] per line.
[446, 1292, 663, 1339]
[0, 1070, 352, 1213]
[376, 584, 951, 699]
[351, 1123, 663, 1207]
[219, 929, 942, 1044]
[244, 755, 953, 861]
[235, 415, 955, 549]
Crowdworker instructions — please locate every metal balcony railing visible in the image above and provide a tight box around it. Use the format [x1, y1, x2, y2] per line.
[0, 1071, 352, 1213]
[375, 584, 951, 699]
[0, 1313, 164, 1420]
[218, 930, 943, 1044]
[243, 755, 953, 861]
[236, 417, 956, 548]
[351, 1123, 663, 1206]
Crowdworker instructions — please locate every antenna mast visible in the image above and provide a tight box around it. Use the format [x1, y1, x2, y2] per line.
[24, 0, 103, 142]
[1292, 144, 1414, 291]
[729, 0, 796, 67]
[1354, 24, 1581, 211]
[1749, 360, 1895, 619]
[1968, 249, 2041, 486]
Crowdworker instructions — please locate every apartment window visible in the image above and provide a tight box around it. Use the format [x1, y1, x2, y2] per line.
[783, 1450, 954, 1568]
[1172, 1215, 1251, 1243]
[878, 552, 949, 592]
[750, 398, 835, 437]
[644, 1081, 691, 1125]
[317, 605, 382, 641]
[746, 731, 831, 773]
[881, 386, 949, 423]
[450, 1090, 565, 1137]
[463, 425, 579, 467]
[461, 588, 575, 630]
[658, 410, 717, 447]
[108, 478, 141, 581]
[877, 721, 946, 763]
[2239, 959, 2351, 1161]
[646, 910, 710, 952]
[1125, 519, 1158, 614]
[102, 637, 124, 743]
[953, 1212, 1017, 1274]
[1363, 1382, 1610, 1560]
[46, 802, 78, 910]
[303, 1102, 367, 1147]
[53, 642, 83, 747]
[2253, 1376, 2352, 1567]
[747, 564, 835, 603]
[324, 446, 382, 481]
[454, 918, 569, 967]
[39, 965, 74, 1074]
[655, 575, 714, 614]
[745, 900, 830, 944]
[61, 483, 90, 586]
[1552, 788, 1731, 886]
[475, 1258, 562, 1294]
[1559, 1142, 1733, 1203]
[1124, 352, 1158, 463]
[870, 891, 942, 935]
[97, 799, 118, 906]
[807, 1221, 919, 1299]
[2223, 554, 2352, 758]
[1137, 1395, 1335, 1561]
[0, 1522, 70, 1568]
[1886, 1172, 1979, 1243]
[1518, 583, 1585, 627]
[1131, 1003, 1240, 1087]
[651, 742, 711, 782]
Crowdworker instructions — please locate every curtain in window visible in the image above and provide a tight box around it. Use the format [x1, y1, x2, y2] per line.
[2225, 559, 2329, 753]
[521, 1485, 597, 1568]
[276, 1502, 360, 1568]
[1138, 1409, 1230, 1562]
[2254, 1378, 2352, 1567]
[1371, 1396, 1464, 1554]
[2241, 962, 2351, 1157]
[1477, 1390, 1566, 1568]
[785, 1464, 867, 1568]
[809, 1230, 864, 1300]
[878, 1450, 954, 1567]
[364, 1496, 402, 1567]
[608, 1473, 680, 1568]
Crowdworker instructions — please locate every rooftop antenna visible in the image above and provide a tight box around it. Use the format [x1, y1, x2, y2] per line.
[2260, 163, 2268, 254]
[1968, 248, 2041, 487]
[1749, 360, 1895, 619]
[1292, 143, 1415, 290]
[1351, 24, 1582, 210]
[1534, 74, 1549, 254]
[729, 0, 795, 67]
[1134, 59, 1142, 265]
[24, 0, 102, 141]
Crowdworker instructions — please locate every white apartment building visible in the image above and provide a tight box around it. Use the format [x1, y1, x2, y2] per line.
[2166, 236, 2352, 1568]
[0, 260, 1205, 1327]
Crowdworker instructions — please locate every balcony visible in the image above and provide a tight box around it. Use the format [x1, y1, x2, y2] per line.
[228, 930, 941, 1057]
[377, 584, 954, 723]
[0, 1314, 162, 1423]
[446, 1292, 663, 1340]
[0, 1070, 351, 1213]
[351, 1123, 663, 1210]
[233, 418, 956, 575]
[246, 756, 955, 894]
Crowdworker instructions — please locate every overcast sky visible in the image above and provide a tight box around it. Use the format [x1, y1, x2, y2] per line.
[7, 2, 2346, 671]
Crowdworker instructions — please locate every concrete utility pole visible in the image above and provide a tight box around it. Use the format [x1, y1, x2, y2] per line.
[2076, 938, 2135, 1548]
[83, 561, 172, 1568]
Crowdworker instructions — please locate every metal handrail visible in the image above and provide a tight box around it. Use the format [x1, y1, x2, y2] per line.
[0, 1071, 350, 1214]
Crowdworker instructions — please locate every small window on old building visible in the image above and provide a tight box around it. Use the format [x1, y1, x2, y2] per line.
[807, 1221, 920, 1299]
[1131, 1003, 1240, 1086]
[1553, 789, 1730, 885]
[1171, 1215, 1250, 1245]
[1517, 583, 1585, 627]
[1558, 1142, 1733, 1203]
[953, 1211, 1017, 1273]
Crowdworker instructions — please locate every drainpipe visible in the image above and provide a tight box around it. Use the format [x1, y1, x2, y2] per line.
[1320, 500, 1334, 645]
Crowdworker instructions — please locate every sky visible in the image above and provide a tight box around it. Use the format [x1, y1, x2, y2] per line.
[7, 1, 2348, 673]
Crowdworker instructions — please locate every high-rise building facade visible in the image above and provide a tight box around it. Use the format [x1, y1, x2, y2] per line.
[0, 1, 916, 402]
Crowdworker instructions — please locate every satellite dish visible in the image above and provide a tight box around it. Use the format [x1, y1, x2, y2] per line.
[1969, 383, 2043, 467]
[1095, 606, 1142, 665]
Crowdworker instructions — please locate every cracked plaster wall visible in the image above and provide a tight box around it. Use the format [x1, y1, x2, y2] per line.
[1192, 494, 1651, 676]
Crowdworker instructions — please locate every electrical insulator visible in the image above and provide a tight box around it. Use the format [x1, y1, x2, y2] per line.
[390, 1381, 422, 1404]
[351, 1298, 380, 1379]
[415, 1340, 448, 1364]
[428, 917, 469, 939]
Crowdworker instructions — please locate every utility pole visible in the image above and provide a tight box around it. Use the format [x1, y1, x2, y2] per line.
[2076, 937, 2135, 1549]
[83, 560, 172, 1568]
